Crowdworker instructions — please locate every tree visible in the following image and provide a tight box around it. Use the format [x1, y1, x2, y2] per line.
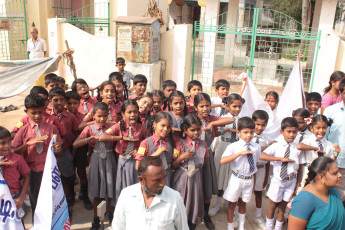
[266, 0, 302, 22]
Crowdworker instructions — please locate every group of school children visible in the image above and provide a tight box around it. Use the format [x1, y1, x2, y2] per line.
[0, 56, 342, 230]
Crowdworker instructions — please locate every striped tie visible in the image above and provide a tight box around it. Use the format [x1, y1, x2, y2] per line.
[108, 107, 112, 121]
[35, 124, 43, 154]
[83, 101, 88, 113]
[159, 140, 169, 169]
[200, 120, 206, 141]
[187, 141, 196, 177]
[220, 107, 226, 116]
[316, 139, 324, 157]
[0, 156, 4, 175]
[230, 121, 237, 142]
[255, 136, 260, 144]
[246, 143, 255, 173]
[299, 133, 304, 143]
[280, 144, 290, 179]
[124, 127, 134, 156]
[99, 127, 106, 159]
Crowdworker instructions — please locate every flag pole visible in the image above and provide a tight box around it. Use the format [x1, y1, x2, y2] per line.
[298, 51, 306, 108]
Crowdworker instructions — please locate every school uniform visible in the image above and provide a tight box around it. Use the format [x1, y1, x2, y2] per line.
[299, 134, 335, 187]
[172, 137, 209, 224]
[11, 119, 62, 211]
[214, 114, 238, 191]
[168, 111, 184, 142]
[12, 112, 67, 137]
[49, 108, 79, 178]
[79, 123, 116, 199]
[105, 121, 149, 202]
[83, 101, 121, 123]
[253, 133, 271, 192]
[117, 94, 125, 106]
[210, 96, 227, 117]
[294, 129, 312, 144]
[72, 111, 88, 169]
[128, 94, 140, 100]
[264, 138, 303, 203]
[136, 134, 174, 187]
[78, 96, 97, 115]
[185, 97, 195, 114]
[222, 139, 261, 203]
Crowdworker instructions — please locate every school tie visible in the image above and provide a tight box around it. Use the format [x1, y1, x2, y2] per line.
[230, 121, 237, 142]
[124, 127, 134, 156]
[35, 124, 43, 154]
[220, 106, 226, 116]
[159, 140, 169, 169]
[299, 133, 304, 143]
[246, 143, 255, 173]
[255, 136, 260, 144]
[83, 101, 88, 113]
[0, 156, 4, 175]
[280, 144, 290, 179]
[58, 114, 63, 119]
[108, 107, 113, 121]
[187, 141, 196, 177]
[316, 139, 324, 157]
[99, 127, 106, 159]
[200, 120, 206, 141]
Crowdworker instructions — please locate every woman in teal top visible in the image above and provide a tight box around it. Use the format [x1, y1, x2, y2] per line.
[289, 157, 345, 230]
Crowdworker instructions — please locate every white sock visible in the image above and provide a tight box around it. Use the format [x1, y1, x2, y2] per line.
[238, 213, 245, 230]
[274, 220, 284, 230]
[266, 217, 274, 230]
[215, 196, 222, 208]
[227, 222, 234, 230]
[255, 207, 262, 219]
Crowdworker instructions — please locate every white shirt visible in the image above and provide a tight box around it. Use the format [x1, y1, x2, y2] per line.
[113, 183, 189, 230]
[294, 129, 312, 145]
[115, 69, 134, 88]
[254, 133, 271, 165]
[222, 138, 261, 176]
[301, 134, 334, 164]
[27, 38, 46, 59]
[264, 137, 303, 180]
[210, 96, 225, 116]
[220, 114, 238, 141]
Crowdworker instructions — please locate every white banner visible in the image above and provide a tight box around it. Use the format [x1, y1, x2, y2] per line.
[31, 135, 70, 230]
[0, 173, 24, 230]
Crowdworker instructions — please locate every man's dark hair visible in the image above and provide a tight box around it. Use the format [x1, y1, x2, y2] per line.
[237, 117, 255, 131]
[306, 92, 321, 103]
[138, 156, 163, 176]
[30, 86, 48, 97]
[44, 73, 59, 86]
[116, 57, 126, 64]
[25, 94, 45, 109]
[133, 74, 148, 85]
[339, 78, 345, 93]
[0, 126, 11, 139]
[66, 91, 81, 101]
[215, 79, 230, 90]
[48, 87, 66, 100]
[281, 117, 299, 131]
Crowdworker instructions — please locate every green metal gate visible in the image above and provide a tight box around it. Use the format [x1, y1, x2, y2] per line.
[0, 0, 28, 60]
[54, 1, 110, 36]
[192, 8, 321, 96]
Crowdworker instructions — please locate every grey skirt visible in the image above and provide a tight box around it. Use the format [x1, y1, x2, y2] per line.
[115, 157, 138, 201]
[88, 152, 117, 199]
[172, 167, 203, 224]
[202, 147, 218, 200]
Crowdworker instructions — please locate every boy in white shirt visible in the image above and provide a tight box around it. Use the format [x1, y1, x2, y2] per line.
[221, 117, 261, 230]
[252, 110, 272, 229]
[210, 79, 230, 116]
[260, 117, 304, 230]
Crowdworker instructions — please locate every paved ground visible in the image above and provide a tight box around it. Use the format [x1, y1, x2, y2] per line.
[1, 92, 288, 230]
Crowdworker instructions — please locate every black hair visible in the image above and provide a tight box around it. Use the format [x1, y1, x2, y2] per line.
[304, 157, 335, 186]
[58, 76, 65, 83]
[44, 73, 59, 86]
[92, 102, 109, 114]
[281, 117, 299, 130]
[65, 91, 81, 101]
[0, 126, 11, 139]
[138, 156, 163, 176]
[306, 92, 321, 103]
[292, 108, 310, 119]
[310, 114, 333, 127]
[215, 79, 230, 90]
[339, 78, 345, 93]
[265, 91, 279, 101]
[194, 93, 211, 115]
[48, 87, 66, 100]
[96, 81, 117, 103]
[181, 113, 202, 135]
[151, 90, 166, 112]
[133, 74, 148, 85]
[187, 80, 203, 91]
[149, 111, 175, 148]
[25, 94, 45, 109]
[116, 57, 125, 64]
[118, 99, 140, 131]
[252, 110, 269, 123]
[324, 71, 345, 94]
[222, 93, 245, 105]
[162, 80, 176, 90]
[109, 71, 129, 100]
[168, 90, 188, 116]
[237, 117, 255, 131]
[71, 78, 88, 92]
[30, 86, 48, 97]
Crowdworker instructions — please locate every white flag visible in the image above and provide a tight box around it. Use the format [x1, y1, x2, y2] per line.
[0, 173, 25, 230]
[31, 135, 70, 230]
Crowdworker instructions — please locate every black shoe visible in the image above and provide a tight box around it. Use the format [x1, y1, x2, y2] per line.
[83, 197, 93, 210]
[203, 215, 215, 230]
[108, 211, 114, 224]
[68, 205, 73, 223]
[90, 218, 100, 230]
[1, 106, 9, 112]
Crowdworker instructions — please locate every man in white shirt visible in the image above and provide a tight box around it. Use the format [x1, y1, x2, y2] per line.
[113, 156, 189, 230]
[27, 27, 46, 60]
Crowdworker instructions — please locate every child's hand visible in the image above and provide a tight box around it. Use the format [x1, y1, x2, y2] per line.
[180, 150, 194, 160]
[202, 123, 213, 131]
[128, 87, 134, 93]
[239, 150, 255, 156]
[186, 102, 194, 107]
[0, 161, 14, 166]
[107, 120, 116, 125]
[53, 143, 62, 153]
[156, 147, 167, 156]
[88, 136, 99, 145]
[172, 127, 181, 132]
[26, 136, 48, 146]
[130, 149, 137, 157]
[14, 196, 24, 210]
[281, 158, 295, 163]
[316, 150, 326, 155]
[220, 104, 228, 110]
[333, 145, 341, 153]
[123, 137, 139, 142]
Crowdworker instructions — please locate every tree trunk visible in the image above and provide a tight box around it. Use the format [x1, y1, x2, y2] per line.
[300, 0, 309, 55]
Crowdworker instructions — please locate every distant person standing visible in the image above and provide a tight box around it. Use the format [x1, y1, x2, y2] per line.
[27, 27, 46, 60]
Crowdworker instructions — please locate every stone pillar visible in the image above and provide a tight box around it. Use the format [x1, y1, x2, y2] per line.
[175, 0, 185, 24]
[201, 0, 220, 87]
[224, 0, 239, 67]
[198, 1, 206, 40]
[236, 2, 245, 43]
[186, 2, 194, 24]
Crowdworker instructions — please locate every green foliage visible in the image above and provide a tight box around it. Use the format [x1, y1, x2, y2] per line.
[266, 0, 302, 22]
